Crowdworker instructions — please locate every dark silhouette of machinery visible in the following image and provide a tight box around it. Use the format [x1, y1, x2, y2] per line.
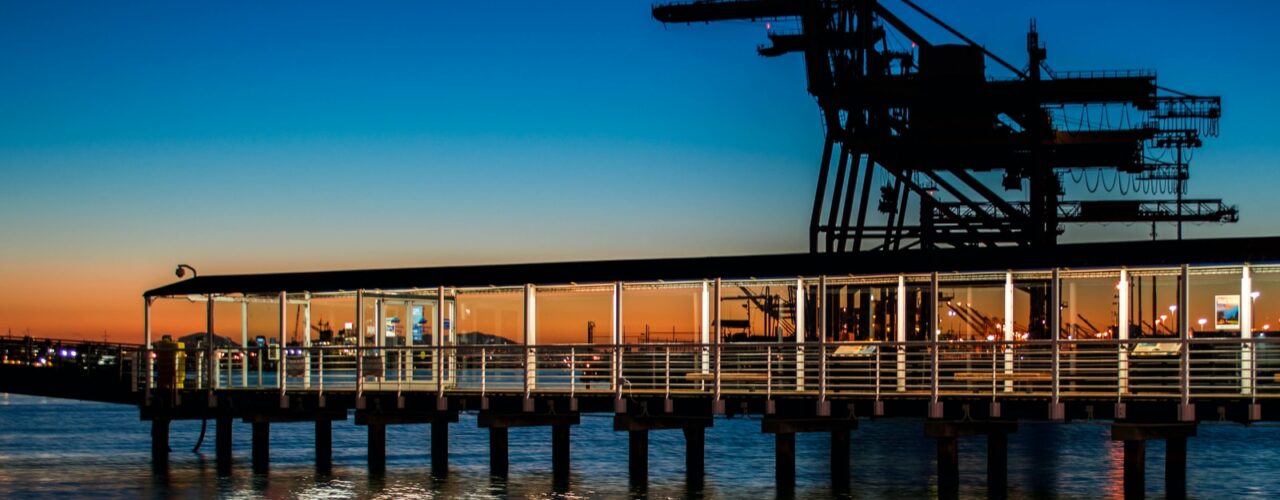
[653, 0, 1233, 252]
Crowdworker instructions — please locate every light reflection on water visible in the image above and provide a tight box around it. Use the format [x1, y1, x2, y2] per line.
[0, 394, 1277, 498]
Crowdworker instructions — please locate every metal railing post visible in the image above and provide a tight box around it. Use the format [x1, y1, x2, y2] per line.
[767, 345, 773, 400]
[1003, 271, 1014, 392]
[1118, 269, 1129, 395]
[356, 289, 365, 401]
[664, 345, 671, 400]
[375, 298, 384, 383]
[794, 277, 805, 391]
[613, 281, 623, 401]
[714, 278, 722, 403]
[1179, 264, 1191, 419]
[207, 295, 216, 391]
[818, 275, 828, 403]
[143, 297, 152, 404]
[896, 275, 906, 392]
[1241, 265, 1253, 395]
[437, 286, 447, 397]
[240, 299, 249, 388]
[929, 272, 940, 417]
[873, 341, 881, 401]
[1050, 268, 1063, 420]
[524, 283, 537, 394]
[701, 281, 711, 376]
[278, 291, 287, 405]
[302, 296, 311, 389]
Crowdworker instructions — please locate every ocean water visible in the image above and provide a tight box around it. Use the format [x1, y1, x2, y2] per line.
[0, 393, 1277, 498]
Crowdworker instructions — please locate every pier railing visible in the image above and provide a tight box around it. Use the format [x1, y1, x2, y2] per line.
[139, 337, 1280, 402]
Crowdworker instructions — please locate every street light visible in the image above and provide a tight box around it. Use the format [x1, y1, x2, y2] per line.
[1197, 318, 1207, 332]
[175, 264, 198, 279]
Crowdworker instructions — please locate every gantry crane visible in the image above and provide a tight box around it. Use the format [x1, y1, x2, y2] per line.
[653, 0, 1233, 253]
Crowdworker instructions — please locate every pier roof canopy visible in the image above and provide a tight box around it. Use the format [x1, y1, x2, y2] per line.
[145, 236, 1280, 297]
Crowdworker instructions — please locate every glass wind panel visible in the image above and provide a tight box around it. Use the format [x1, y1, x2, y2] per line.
[622, 283, 704, 344]
[1129, 269, 1182, 338]
[455, 288, 524, 345]
[826, 283, 895, 341]
[536, 284, 614, 344]
[722, 281, 795, 343]
[1012, 272, 1052, 340]
[1254, 266, 1280, 335]
[1060, 271, 1121, 340]
[1188, 267, 1243, 338]
[937, 274, 1005, 341]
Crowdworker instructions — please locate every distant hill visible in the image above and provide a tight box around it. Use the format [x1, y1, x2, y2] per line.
[172, 332, 240, 348]
[455, 332, 517, 345]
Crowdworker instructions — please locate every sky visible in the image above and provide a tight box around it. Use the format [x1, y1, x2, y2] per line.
[1, 1, 1278, 341]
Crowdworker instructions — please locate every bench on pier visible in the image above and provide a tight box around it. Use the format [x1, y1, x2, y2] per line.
[831, 344, 878, 358]
[684, 371, 769, 382]
[953, 371, 1051, 382]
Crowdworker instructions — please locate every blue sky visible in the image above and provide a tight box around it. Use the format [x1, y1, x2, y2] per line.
[0, 1, 1276, 337]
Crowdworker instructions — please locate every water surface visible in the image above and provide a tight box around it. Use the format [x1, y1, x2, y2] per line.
[1, 393, 1277, 498]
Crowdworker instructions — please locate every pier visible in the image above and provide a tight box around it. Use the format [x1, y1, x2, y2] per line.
[5, 237, 1280, 498]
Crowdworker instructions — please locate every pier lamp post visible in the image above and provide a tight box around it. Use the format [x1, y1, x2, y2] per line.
[1197, 318, 1207, 334]
[176, 264, 215, 391]
[175, 264, 198, 279]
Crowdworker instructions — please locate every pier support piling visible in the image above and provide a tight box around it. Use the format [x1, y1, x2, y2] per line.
[251, 421, 270, 474]
[988, 429, 1008, 498]
[367, 422, 386, 474]
[831, 428, 851, 491]
[936, 436, 959, 496]
[683, 425, 706, 480]
[924, 420, 1017, 499]
[552, 424, 571, 482]
[1111, 423, 1196, 500]
[431, 421, 449, 477]
[1123, 440, 1145, 499]
[775, 432, 796, 489]
[215, 415, 233, 476]
[489, 427, 509, 477]
[150, 418, 170, 472]
[628, 430, 649, 484]
[614, 412, 712, 483]
[355, 406, 459, 477]
[477, 408, 579, 478]
[762, 415, 859, 492]
[1166, 436, 1187, 499]
[316, 419, 332, 473]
